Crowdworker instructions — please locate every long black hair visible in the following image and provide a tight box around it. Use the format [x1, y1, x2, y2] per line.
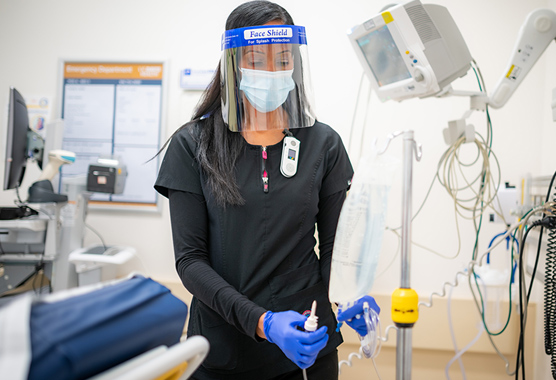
[159, 1, 294, 207]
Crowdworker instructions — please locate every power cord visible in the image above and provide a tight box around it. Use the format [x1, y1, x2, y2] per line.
[85, 222, 108, 253]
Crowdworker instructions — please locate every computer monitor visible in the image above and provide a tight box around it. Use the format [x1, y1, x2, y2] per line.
[4, 87, 30, 190]
[348, 0, 472, 102]
[4, 87, 44, 191]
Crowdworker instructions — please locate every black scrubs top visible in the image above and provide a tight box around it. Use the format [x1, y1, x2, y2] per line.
[155, 120, 353, 380]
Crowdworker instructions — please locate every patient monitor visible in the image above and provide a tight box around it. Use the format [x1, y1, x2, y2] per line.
[348, 0, 472, 102]
[349, 1, 556, 111]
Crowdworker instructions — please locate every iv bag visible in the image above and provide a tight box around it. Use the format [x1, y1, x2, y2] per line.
[329, 151, 399, 305]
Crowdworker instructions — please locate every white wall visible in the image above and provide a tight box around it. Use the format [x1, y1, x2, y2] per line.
[1, 0, 555, 371]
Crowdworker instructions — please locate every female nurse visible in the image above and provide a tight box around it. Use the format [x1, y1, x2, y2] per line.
[155, 1, 379, 379]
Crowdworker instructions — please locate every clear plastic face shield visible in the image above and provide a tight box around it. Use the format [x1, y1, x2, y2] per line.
[221, 25, 316, 132]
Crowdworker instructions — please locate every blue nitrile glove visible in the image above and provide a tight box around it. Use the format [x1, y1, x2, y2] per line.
[263, 310, 329, 369]
[337, 295, 380, 337]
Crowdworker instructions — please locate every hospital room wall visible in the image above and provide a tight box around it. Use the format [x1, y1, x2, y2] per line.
[0, 0, 554, 336]
[0, 0, 551, 283]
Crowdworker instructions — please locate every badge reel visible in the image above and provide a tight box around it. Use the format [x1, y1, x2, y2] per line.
[280, 136, 300, 178]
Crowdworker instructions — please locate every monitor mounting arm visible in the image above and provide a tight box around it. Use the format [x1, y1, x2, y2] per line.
[441, 8, 556, 145]
[474, 8, 556, 110]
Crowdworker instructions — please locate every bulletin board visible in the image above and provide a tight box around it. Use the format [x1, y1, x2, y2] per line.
[58, 60, 167, 211]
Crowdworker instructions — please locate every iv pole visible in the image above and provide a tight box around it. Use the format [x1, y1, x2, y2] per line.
[380, 130, 422, 380]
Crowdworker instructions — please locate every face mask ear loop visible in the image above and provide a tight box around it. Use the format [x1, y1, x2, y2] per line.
[283, 129, 293, 137]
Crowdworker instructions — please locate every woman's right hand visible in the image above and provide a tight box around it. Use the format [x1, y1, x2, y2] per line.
[262, 310, 328, 369]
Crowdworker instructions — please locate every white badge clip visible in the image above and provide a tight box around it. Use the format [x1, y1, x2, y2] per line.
[280, 135, 300, 178]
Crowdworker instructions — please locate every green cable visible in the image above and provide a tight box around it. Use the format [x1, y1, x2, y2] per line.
[471, 253, 514, 336]
[472, 225, 525, 336]
[472, 64, 493, 153]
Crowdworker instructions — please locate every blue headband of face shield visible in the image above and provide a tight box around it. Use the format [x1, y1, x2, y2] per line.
[221, 25, 308, 50]
[220, 25, 316, 132]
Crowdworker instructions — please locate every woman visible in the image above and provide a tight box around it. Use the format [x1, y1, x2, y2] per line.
[155, 1, 378, 379]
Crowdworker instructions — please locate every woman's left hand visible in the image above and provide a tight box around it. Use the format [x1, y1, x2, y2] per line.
[336, 295, 380, 337]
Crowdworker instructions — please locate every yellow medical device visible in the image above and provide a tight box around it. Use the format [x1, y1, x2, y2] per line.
[391, 287, 419, 326]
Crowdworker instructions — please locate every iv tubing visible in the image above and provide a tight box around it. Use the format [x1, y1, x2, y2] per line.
[418, 217, 527, 309]
[338, 322, 398, 375]
[447, 274, 467, 379]
[445, 324, 484, 379]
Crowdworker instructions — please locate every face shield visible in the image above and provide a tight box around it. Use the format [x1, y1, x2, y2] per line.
[221, 25, 316, 132]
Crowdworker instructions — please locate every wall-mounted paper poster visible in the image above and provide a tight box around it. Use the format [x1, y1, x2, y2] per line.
[60, 61, 166, 208]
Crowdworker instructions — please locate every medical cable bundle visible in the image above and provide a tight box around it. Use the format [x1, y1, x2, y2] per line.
[415, 199, 556, 378]
[546, 199, 556, 379]
[518, 170, 556, 380]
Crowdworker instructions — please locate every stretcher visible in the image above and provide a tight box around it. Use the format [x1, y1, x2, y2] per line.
[0, 274, 209, 380]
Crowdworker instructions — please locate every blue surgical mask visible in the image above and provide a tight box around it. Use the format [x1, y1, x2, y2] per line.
[239, 68, 295, 113]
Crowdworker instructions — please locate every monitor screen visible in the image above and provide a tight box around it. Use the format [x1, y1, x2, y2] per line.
[356, 25, 411, 87]
[4, 88, 30, 190]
